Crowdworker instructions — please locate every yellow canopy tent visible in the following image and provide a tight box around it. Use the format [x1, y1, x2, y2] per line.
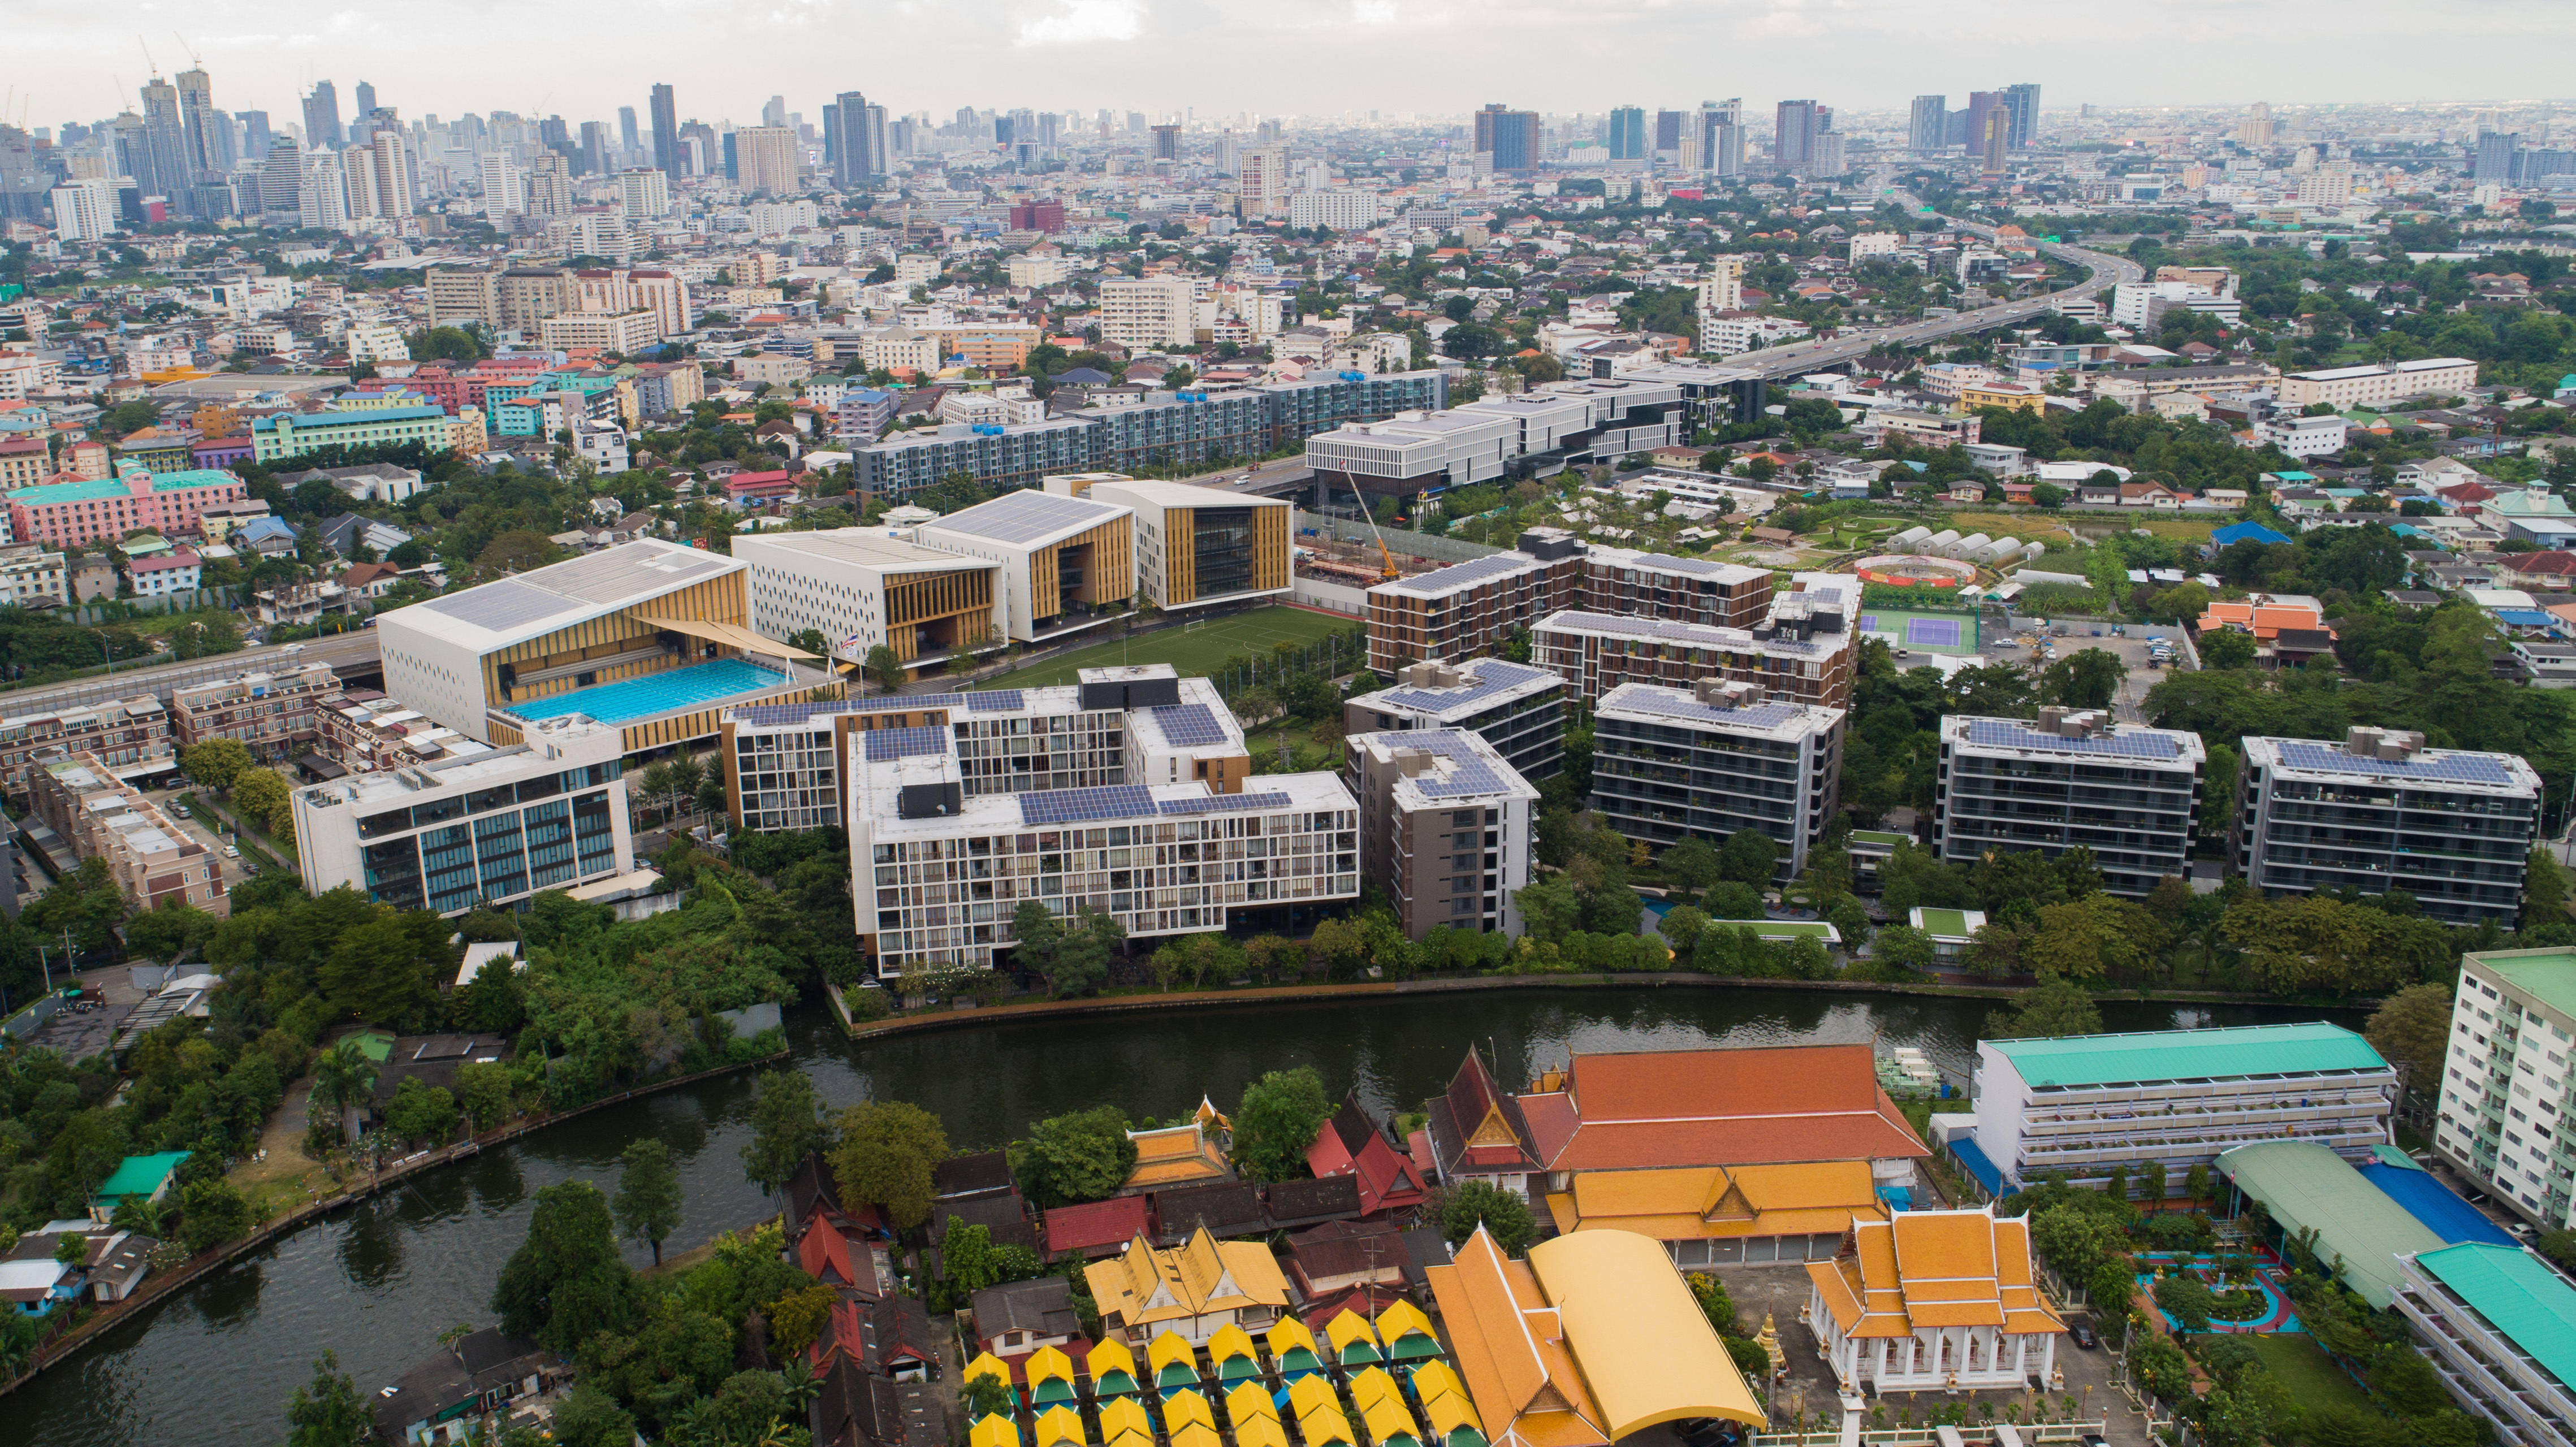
[1027, 1346, 1078, 1406]
[1034, 1405, 1088, 1447]
[1168, 1426, 1222, 1447]
[1226, 1381, 1281, 1426]
[1165, 1390, 1218, 1435]
[1288, 1375, 1341, 1419]
[965, 1352, 1013, 1388]
[1298, 1402, 1357, 1447]
[1148, 1330, 1201, 1390]
[1267, 1316, 1322, 1378]
[1358, 1393, 1422, 1447]
[1377, 1299, 1442, 1361]
[972, 1416, 1024, 1447]
[1347, 1367, 1404, 1414]
[1407, 1362, 1471, 1407]
[1098, 1396, 1155, 1447]
[1417, 1389, 1485, 1447]
[1209, 1323, 1261, 1383]
[1324, 1310, 1383, 1367]
[1233, 1415, 1293, 1447]
[1088, 1338, 1140, 1397]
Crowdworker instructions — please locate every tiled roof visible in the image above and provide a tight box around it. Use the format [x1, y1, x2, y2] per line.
[1541, 1045, 1927, 1171]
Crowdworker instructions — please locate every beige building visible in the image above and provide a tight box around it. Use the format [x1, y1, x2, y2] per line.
[168, 663, 343, 764]
[28, 752, 228, 917]
[733, 126, 801, 197]
[541, 311, 662, 353]
[1345, 727, 1538, 939]
[2277, 357, 2480, 410]
[1099, 275, 1198, 350]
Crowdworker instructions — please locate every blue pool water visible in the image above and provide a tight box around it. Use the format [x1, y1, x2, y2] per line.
[509, 658, 788, 725]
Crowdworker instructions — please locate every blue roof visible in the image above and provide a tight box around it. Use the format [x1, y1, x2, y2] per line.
[2493, 609, 2557, 627]
[235, 517, 298, 543]
[1987, 1021, 2387, 1089]
[2358, 1163, 2516, 1247]
[2212, 521, 2292, 547]
[1951, 1134, 2005, 1196]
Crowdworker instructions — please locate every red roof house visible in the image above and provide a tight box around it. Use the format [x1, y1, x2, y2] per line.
[1305, 1092, 1429, 1217]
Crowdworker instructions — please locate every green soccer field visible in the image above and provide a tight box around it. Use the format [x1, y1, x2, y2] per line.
[966, 606, 1358, 691]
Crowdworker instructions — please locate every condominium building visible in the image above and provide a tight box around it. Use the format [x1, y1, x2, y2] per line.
[733, 125, 799, 196]
[1587, 679, 1844, 881]
[2392, 1243, 2576, 1447]
[1345, 729, 1539, 939]
[1071, 475, 1291, 612]
[7, 466, 247, 549]
[1364, 530, 1588, 675]
[1579, 546, 1773, 629]
[734, 528, 1003, 675]
[2277, 357, 2480, 410]
[0, 543, 66, 606]
[720, 696, 957, 835]
[1532, 574, 1863, 711]
[250, 406, 455, 464]
[1098, 275, 1199, 350]
[2238, 731, 2540, 928]
[0, 695, 171, 797]
[27, 752, 227, 916]
[1343, 658, 1567, 783]
[1934, 710, 2206, 898]
[288, 716, 633, 915]
[314, 692, 490, 776]
[1286, 190, 1382, 232]
[1307, 378, 1686, 502]
[168, 663, 343, 764]
[848, 718, 1356, 978]
[1962, 1022, 2397, 1196]
[2432, 946, 2576, 1228]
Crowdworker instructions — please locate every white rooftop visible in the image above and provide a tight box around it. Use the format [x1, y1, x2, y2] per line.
[383, 538, 744, 652]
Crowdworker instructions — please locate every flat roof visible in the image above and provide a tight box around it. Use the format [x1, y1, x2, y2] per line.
[1989, 1021, 2387, 1088]
[2240, 735, 2539, 796]
[2219, 1141, 2441, 1309]
[738, 528, 1001, 575]
[382, 538, 742, 652]
[918, 489, 1128, 548]
[2414, 1243, 2576, 1389]
[1372, 551, 1553, 599]
[2467, 948, 2576, 1023]
[1596, 682, 1844, 740]
[1912, 907, 1983, 938]
[1353, 658, 1560, 719]
[8, 468, 239, 505]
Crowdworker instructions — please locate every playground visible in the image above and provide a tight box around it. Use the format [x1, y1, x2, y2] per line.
[969, 606, 1356, 691]
[1857, 608, 1983, 657]
[2136, 1246, 2302, 1334]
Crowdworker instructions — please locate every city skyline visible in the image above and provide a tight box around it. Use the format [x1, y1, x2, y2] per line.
[11, 0, 2576, 128]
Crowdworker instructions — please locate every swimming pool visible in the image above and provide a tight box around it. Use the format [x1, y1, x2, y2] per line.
[508, 658, 789, 725]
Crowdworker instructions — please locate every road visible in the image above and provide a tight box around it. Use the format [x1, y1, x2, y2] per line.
[0, 631, 383, 718]
[1714, 189, 2145, 380]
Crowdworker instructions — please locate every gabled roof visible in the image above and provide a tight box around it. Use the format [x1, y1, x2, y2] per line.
[1539, 1046, 1927, 1171]
[1425, 1050, 1544, 1178]
[1084, 1227, 1290, 1331]
[1308, 1093, 1430, 1216]
[1043, 1195, 1155, 1258]
[1806, 1208, 2063, 1340]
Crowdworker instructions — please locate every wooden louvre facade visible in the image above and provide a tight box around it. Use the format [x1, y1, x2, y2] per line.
[884, 567, 996, 665]
[1033, 517, 1133, 625]
[1159, 504, 1292, 608]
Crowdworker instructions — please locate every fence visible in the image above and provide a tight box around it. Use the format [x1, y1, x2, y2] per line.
[66, 588, 245, 623]
[1291, 509, 1506, 566]
[1290, 577, 1369, 616]
[1754, 1419, 2110, 1447]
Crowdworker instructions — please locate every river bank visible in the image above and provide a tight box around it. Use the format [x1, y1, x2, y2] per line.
[0, 1047, 785, 1403]
[836, 969, 2358, 1042]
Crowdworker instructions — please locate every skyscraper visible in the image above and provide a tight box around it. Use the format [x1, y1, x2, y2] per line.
[1701, 98, 1743, 177]
[479, 153, 522, 226]
[303, 81, 342, 150]
[1909, 96, 1948, 154]
[137, 77, 192, 208]
[258, 138, 301, 222]
[2474, 132, 2521, 183]
[829, 93, 871, 188]
[1774, 99, 1819, 171]
[649, 84, 678, 175]
[762, 96, 787, 129]
[355, 81, 377, 118]
[1962, 91, 2006, 166]
[176, 69, 226, 178]
[1654, 110, 1685, 157]
[734, 125, 798, 196]
[300, 149, 348, 231]
[580, 121, 612, 177]
[1475, 103, 1538, 171]
[1152, 123, 1180, 161]
[2003, 83, 2041, 148]
[239, 110, 271, 159]
[618, 106, 640, 159]
[1607, 106, 1646, 162]
[1978, 103, 2009, 176]
[864, 105, 889, 179]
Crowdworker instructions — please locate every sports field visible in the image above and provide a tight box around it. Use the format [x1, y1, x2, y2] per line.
[967, 606, 1356, 691]
[1857, 608, 1983, 656]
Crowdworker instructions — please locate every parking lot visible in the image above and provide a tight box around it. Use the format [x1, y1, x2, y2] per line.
[1983, 620, 2192, 725]
[140, 785, 263, 891]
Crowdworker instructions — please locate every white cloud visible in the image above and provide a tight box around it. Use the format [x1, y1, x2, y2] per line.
[1017, 0, 1147, 45]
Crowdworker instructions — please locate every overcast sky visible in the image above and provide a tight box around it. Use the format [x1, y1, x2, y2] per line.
[15, 1, 2571, 132]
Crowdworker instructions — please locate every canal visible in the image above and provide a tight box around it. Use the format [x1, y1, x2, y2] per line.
[20, 985, 2359, 1447]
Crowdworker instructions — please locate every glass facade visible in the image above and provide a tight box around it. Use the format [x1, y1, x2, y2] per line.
[1191, 508, 1256, 600]
[349, 760, 624, 915]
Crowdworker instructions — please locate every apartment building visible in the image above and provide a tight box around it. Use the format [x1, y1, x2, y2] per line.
[250, 406, 455, 464]
[7, 466, 247, 550]
[847, 715, 1356, 979]
[168, 663, 343, 764]
[720, 696, 956, 835]
[1587, 679, 1845, 882]
[2277, 357, 2480, 410]
[1363, 530, 1588, 675]
[1099, 275, 1199, 350]
[1933, 710, 2205, 898]
[2392, 1242, 2576, 1447]
[1345, 729, 1539, 939]
[27, 752, 228, 917]
[314, 692, 489, 776]
[1532, 574, 1863, 711]
[1343, 658, 1567, 783]
[1964, 1022, 2396, 1195]
[1580, 546, 1773, 629]
[0, 695, 171, 798]
[2238, 730, 2540, 928]
[0, 543, 67, 606]
[288, 716, 633, 915]
[2432, 946, 2576, 1228]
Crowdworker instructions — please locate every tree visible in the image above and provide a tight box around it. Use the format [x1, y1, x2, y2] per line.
[615, 1138, 685, 1266]
[231, 765, 292, 825]
[477, 530, 560, 574]
[285, 1350, 371, 1447]
[453, 1060, 512, 1133]
[383, 1076, 460, 1145]
[1439, 1180, 1536, 1257]
[549, 1383, 638, 1447]
[2199, 629, 2257, 670]
[2038, 648, 2127, 709]
[491, 1181, 635, 1353]
[1233, 1067, 1333, 1183]
[317, 912, 449, 1024]
[182, 738, 254, 792]
[1983, 978, 2104, 1041]
[306, 1039, 378, 1145]
[1660, 837, 1721, 900]
[1872, 925, 1938, 975]
[1010, 1104, 1136, 1208]
[767, 1282, 840, 1354]
[178, 1177, 253, 1253]
[2367, 984, 2456, 1103]
[1718, 829, 1780, 887]
[2527, 846, 2568, 930]
[742, 1068, 831, 1194]
[863, 644, 905, 695]
[828, 1099, 950, 1228]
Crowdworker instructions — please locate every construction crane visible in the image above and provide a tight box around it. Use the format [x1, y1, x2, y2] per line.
[1341, 476, 1397, 580]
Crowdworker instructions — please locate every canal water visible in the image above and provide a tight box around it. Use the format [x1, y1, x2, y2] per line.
[19, 986, 2356, 1447]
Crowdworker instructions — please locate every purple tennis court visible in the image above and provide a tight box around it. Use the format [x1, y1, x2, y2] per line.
[1906, 617, 1963, 647]
[1859, 614, 1882, 632]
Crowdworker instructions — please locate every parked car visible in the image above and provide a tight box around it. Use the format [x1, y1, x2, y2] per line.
[171, 804, 189, 818]
[223, 846, 240, 859]
[2069, 1322, 2099, 1350]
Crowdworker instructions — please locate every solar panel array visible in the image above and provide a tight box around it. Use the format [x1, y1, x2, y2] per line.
[2275, 740, 2515, 785]
[929, 492, 1121, 545]
[967, 690, 1027, 712]
[905, 694, 967, 712]
[1390, 553, 1539, 595]
[1603, 688, 1808, 732]
[1395, 733, 1511, 800]
[423, 579, 573, 630]
[1964, 719, 2184, 759]
[1159, 791, 1292, 815]
[541, 547, 731, 605]
[1545, 609, 1830, 658]
[1149, 703, 1229, 746]
[1627, 552, 1760, 580]
[732, 700, 862, 728]
[1017, 784, 1158, 825]
[1373, 660, 1557, 715]
[863, 726, 954, 763]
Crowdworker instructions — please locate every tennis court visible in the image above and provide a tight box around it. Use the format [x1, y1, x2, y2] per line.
[1858, 609, 1981, 656]
[968, 606, 1355, 691]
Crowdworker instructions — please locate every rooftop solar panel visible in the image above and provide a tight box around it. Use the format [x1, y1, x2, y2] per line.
[2274, 740, 2515, 785]
[1149, 703, 1229, 747]
[1540, 610, 1829, 657]
[928, 491, 1123, 546]
[1602, 688, 1809, 731]
[1964, 718, 2184, 759]
[1018, 784, 1157, 825]
[732, 700, 861, 727]
[421, 579, 576, 630]
[541, 547, 729, 605]
[1383, 730, 1520, 798]
[1158, 791, 1293, 815]
[1368, 660, 1559, 716]
[1388, 553, 1541, 595]
[967, 691, 1026, 712]
[863, 725, 954, 763]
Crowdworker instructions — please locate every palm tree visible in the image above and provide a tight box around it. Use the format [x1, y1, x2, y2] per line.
[308, 1039, 377, 1147]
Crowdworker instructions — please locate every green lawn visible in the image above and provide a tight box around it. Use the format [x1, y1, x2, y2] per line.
[2248, 1335, 2372, 1413]
[969, 606, 1356, 691]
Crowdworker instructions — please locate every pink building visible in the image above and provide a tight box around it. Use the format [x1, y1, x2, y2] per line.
[7, 466, 247, 549]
